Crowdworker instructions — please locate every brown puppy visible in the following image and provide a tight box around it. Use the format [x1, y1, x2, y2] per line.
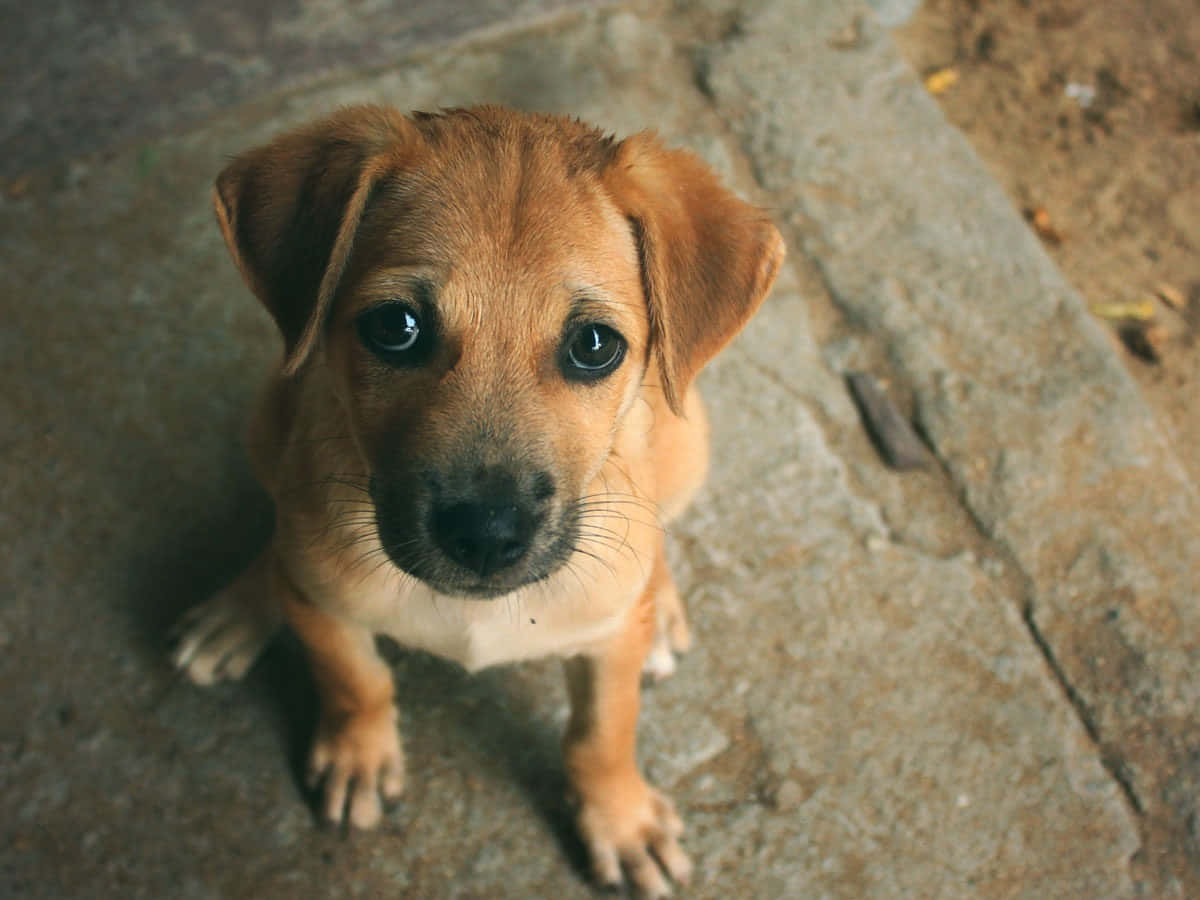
[172, 105, 782, 897]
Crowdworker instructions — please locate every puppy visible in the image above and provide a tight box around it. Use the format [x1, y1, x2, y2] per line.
[172, 105, 783, 897]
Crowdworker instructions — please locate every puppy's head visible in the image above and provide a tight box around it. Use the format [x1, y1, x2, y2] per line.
[214, 106, 783, 597]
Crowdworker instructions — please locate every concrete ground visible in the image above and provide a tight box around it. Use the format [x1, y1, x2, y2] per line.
[1, 0, 1196, 897]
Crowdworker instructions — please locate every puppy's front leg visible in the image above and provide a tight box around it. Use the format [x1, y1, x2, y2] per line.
[172, 549, 283, 685]
[283, 581, 404, 829]
[563, 552, 692, 898]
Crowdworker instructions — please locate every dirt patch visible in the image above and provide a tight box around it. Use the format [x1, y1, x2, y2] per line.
[894, 2, 1200, 893]
[894, 0, 1200, 488]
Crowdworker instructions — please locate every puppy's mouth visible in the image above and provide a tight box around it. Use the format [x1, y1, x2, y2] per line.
[368, 474, 576, 599]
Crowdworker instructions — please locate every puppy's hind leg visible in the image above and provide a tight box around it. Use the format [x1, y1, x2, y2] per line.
[642, 553, 692, 682]
[170, 549, 283, 685]
[643, 386, 706, 682]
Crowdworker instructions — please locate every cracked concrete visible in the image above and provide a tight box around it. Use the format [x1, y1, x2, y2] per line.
[1, 0, 1196, 897]
[697, 1, 1200, 891]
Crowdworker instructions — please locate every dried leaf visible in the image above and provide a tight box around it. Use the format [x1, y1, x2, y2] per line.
[1145, 324, 1169, 350]
[1091, 299, 1156, 321]
[1118, 323, 1164, 364]
[1155, 282, 1186, 312]
[830, 16, 864, 50]
[5, 175, 31, 198]
[924, 67, 960, 95]
[1027, 206, 1064, 245]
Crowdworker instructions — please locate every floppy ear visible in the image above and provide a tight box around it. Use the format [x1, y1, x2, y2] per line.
[212, 106, 418, 374]
[604, 134, 785, 413]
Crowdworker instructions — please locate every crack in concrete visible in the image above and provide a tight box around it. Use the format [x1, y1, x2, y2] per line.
[693, 52, 1150, 841]
[1020, 604, 1145, 817]
[773, 220, 1151, 837]
[668, 23, 1161, 829]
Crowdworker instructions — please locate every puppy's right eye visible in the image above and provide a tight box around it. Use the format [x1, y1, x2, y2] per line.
[357, 302, 429, 364]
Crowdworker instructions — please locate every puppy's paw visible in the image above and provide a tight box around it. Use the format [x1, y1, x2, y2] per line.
[575, 776, 691, 899]
[308, 703, 405, 830]
[643, 634, 679, 681]
[170, 588, 280, 685]
[643, 582, 692, 683]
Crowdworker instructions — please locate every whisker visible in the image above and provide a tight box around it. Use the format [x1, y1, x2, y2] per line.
[571, 545, 618, 581]
[559, 556, 592, 600]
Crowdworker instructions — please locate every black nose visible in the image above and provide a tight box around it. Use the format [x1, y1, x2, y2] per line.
[431, 502, 534, 576]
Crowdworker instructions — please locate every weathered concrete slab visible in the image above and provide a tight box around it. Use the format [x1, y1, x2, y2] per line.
[0, 0, 605, 180]
[699, 0, 1200, 893]
[0, 2, 1158, 897]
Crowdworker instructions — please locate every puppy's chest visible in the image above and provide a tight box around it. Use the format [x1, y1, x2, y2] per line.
[343, 565, 637, 672]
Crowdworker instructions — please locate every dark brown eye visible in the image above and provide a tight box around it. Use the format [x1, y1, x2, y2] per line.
[357, 302, 427, 363]
[564, 323, 625, 380]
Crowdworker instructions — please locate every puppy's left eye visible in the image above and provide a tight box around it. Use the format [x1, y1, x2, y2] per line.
[564, 323, 625, 381]
[357, 302, 430, 364]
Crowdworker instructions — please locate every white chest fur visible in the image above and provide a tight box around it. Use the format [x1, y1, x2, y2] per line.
[316, 546, 648, 672]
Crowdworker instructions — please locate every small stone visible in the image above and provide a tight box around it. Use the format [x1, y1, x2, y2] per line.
[79, 728, 108, 753]
[773, 779, 804, 811]
[846, 372, 930, 470]
[981, 557, 1006, 577]
[829, 15, 864, 51]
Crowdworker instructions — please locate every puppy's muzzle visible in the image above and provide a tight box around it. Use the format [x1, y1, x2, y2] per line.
[372, 461, 565, 597]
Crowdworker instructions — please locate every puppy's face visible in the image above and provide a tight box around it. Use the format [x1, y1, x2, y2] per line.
[328, 147, 648, 596]
[213, 107, 784, 598]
